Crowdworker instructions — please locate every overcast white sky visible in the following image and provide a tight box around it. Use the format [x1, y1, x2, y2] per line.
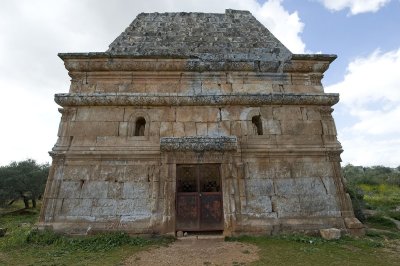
[0, 0, 399, 167]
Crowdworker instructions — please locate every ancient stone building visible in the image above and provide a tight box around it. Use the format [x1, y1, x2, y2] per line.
[39, 9, 363, 236]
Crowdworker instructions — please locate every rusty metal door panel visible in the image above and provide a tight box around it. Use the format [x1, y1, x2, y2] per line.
[200, 193, 223, 230]
[176, 193, 199, 230]
[176, 164, 223, 231]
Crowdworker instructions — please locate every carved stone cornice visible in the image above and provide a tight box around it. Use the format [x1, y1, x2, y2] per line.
[327, 150, 343, 162]
[160, 136, 237, 152]
[55, 92, 339, 107]
[58, 108, 76, 121]
[58, 53, 335, 74]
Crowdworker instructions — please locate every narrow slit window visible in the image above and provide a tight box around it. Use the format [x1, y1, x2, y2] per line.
[135, 117, 146, 136]
[251, 115, 263, 135]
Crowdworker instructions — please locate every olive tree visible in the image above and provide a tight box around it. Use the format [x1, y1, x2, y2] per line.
[0, 159, 49, 208]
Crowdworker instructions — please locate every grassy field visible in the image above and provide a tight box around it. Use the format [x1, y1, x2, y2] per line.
[235, 233, 400, 266]
[1, 194, 400, 265]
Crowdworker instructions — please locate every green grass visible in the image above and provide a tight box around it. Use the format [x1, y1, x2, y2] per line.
[366, 215, 397, 230]
[231, 234, 400, 266]
[360, 184, 400, 211]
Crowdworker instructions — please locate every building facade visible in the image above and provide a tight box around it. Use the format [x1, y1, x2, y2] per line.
[39, 10, 363, 236]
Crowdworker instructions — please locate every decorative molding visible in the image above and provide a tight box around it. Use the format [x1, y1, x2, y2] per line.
[327, 151, 343, 162]
[55, 93, 339, 107]
[160, 136, 237, 152]
[309, 73, 323, 86]
[59, 54, 335, 74]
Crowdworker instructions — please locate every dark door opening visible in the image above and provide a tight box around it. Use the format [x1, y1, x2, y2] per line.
[176, 164, 223, 232]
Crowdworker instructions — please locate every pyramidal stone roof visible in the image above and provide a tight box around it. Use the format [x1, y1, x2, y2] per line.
[107, 9, 292, 62]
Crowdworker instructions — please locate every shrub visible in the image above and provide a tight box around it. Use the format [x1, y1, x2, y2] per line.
[345, 184, 366, 222]
[26, 230, 172, 252]
[366, 215, 397, 229]
[388, 211, 400, 221]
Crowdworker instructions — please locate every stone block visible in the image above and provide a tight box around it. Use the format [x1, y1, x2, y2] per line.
[63, 165, 91, 181]
[275, 177, 332, 196]
[161, 107, 176, 121]
[196, 122, 208, 135]
[95, 81, 120, 93]
[291, 162, 334, 179]
[230, 121, 241, 136]
[119, 122, 128, 137]
[280, 120, 322, 135]
[299, 194, 340, 216]
[245, 162, 275, 179]
[122, 182, 150, 199]
[262, 119, 281, 134]
[176, 107, 204, 122]
[344, 217, 364, 229]
[151, 107, 176, 122]
[322, 120, 337, 135]
[273, 196, 301, 218]
[69, 122, 119, 136]
[276, 134, 323, 145]
[260, 106, 273, 119]
[242, 83, 272, 93]
[207, 108, 220, 122]
[149, 121, 160, 137]
[231, 83, 244, 93]
[273, 161, 292, 179]
[184, 122, 197, 136]
[173, 122, 185, 137]
[245, 196, 273, 215]
[126, 83, 146, 93]
[116, 199, 151, 215]
[124, 165, 149, 182]
[59, 181, 82, 199]
[160, 122, 173, 137]
[219, 121, 231, 136]
[145, 83, 160, 93]
[91, 199, 118, 216]
[303, 107, 321, 120]
[273, 106, 302, 120]
[320, 228, 341, 240]
[99, 165, 125, 181]
[60, 198, 93, 216]
[207, 123, 219, 136]
[240, 121, 248, 136]
[117, 82, 132, 92]
[80, 181, 108, 198]
[107, 181, 123, 199]
[220, 83, 232, 93]
[220, 106, 241, 121]
[75, 107, 124, 122]
[245, 179, 274, 196]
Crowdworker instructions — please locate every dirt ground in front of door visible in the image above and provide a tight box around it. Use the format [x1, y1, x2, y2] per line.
[124, 238, 260, 266]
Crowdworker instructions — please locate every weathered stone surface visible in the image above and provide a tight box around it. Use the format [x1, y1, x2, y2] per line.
[55, 93, 339, 107]
[39, 9, 360, 237]
[320, 228, 341, 240]
[107, 10, 292, 62]
[160, 136, 237, 152]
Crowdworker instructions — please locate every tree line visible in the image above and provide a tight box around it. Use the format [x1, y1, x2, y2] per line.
[343, 164, 400, 186]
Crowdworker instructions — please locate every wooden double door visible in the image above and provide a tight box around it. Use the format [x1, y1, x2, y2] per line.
[176, 164, 223, 231]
